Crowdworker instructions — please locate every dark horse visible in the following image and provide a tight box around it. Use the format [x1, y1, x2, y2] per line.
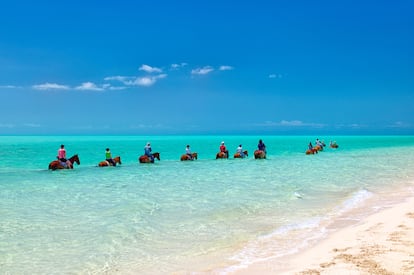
[139, 152, 160, 163]
[181, 153, 198, 161]
[254, 150, 266, 159]
[234, 150, 248, 158]
[48, 154, 80, 170]
[98, 156, 122, 167]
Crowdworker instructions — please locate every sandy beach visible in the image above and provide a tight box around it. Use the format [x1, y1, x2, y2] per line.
[232, 192, 414, 275]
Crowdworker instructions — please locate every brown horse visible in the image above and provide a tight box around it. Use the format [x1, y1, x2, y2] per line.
[48, 154, 80, 170]
[254, 150, 266, 159]
[305, 149, 318, 155]
[181, 153, 198, 161]
[139, 152, 160, 163]
[314, 145, 323, 152]
[234, 150, 248, 158]
[216, 151, 229, 159]
[98, 156, 122, 167]
[330, 144, 339, 149]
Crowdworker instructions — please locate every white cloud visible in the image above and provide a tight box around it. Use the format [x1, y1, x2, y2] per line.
[24, 123, 41, 128]
[0, 85, 19, 89]
[104, 76, 131, 82]
[219, 65, 234, 71]
[129, 123, 172, 130]
[387, 121, 411, 128]
[280, 120, 305, 126]
[105, 73, 166, 87]
[139, 64, 162, 73]
[133, 74, 167, 87]
[75, 82, 104, 91]
[170, 63, 188, 70]
[32, 83, 70, 90]
[269, 74, 282, 79]
[109, 86, 127, 90]
[257, 120, 325, 128]
[104, 76, 137, 86]
[191, 66, 214, 75]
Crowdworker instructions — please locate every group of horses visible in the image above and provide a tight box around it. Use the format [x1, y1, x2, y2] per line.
[215, 150, 266, 159]
[48, 150, 267, 171]
[305, 142, 339, 155]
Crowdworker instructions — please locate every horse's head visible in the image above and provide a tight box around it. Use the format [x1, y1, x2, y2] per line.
[192, 153, 198, 160]
[114, 156, 122, 164]
[153, 152, 160, 160]
[70, 154, 80, 165]
[244, 150, 248, 157]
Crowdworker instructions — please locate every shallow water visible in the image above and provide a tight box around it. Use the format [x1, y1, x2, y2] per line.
[1, 135, 414, 274]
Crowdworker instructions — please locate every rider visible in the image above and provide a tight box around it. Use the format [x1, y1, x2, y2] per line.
[315, 138, 324, 148]
[57, 144, 72, 168]
[185, 145, 193, 160]
[236, 144, 245, 158]
[105, 148, 116, 166]
[258, 139, 266, 154]
[219, 141, 229, 158]
[144, 142, 154, 162]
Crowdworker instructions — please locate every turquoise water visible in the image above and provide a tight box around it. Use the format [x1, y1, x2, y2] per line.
[1, 135, 414, 274]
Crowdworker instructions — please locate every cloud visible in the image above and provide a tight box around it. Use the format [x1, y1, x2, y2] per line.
[387, 121, 411, 128]
[219, 65, 234, 71]
[0, 85, 19, 89]
[170, 63, 188, 70]
[257, 120, 325, 128]
[24, 123, 41, 128]
[75, 82, 104, 91]
[32, 83, 70, 90]
[280, 120, 305, 126]
[139, 64, 162, 73]
[133, 74, 167, 87]
[105, 71, 167, 87]
[108, 86, 127, 90]
[104, 76, 132, 82]
[191, 66, 214, 75]
[129, 123, 172, 130]
[269, 74, 282, 79]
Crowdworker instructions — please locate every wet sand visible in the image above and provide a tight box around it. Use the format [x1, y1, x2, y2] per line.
[232, 194, 414, 275]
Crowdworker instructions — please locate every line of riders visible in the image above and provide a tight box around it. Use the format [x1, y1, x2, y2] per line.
[306, 139, 339, 155]
[48, 140, 268, 170]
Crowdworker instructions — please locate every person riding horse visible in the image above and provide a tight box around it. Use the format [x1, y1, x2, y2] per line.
[144, 142, 154, 162]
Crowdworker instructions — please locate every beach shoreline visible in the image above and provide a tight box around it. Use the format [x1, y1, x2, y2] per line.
[228, 185, 414, 275]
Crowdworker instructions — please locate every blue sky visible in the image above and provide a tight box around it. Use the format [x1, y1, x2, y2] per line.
[1, 1, 413, 135]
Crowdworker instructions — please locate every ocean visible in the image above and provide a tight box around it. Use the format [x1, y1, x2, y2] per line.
[1, 135, 414, 274]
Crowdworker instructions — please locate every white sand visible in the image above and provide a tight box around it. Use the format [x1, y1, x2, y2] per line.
[231, 195, 414, 275]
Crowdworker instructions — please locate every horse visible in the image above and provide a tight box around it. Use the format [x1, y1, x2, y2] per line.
[254, 150, 266, 159]
[216, 151, 229, 159]
[181, 153, 198, 161]
[234, 150, 248, 158]
[48, 154, 80, 170]
[139, 152, 160, 163]
[98, 156, 122, 167]
[330, 144, 339, 149]
[314, 145, 323, 152]
[305, 148, 318, 155]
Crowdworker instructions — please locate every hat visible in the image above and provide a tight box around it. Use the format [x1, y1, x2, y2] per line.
[221, 141, 224, 144]
[147, 142, 150, 146]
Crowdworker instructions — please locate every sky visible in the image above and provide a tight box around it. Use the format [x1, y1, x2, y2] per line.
[0, 0, 413, 135]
